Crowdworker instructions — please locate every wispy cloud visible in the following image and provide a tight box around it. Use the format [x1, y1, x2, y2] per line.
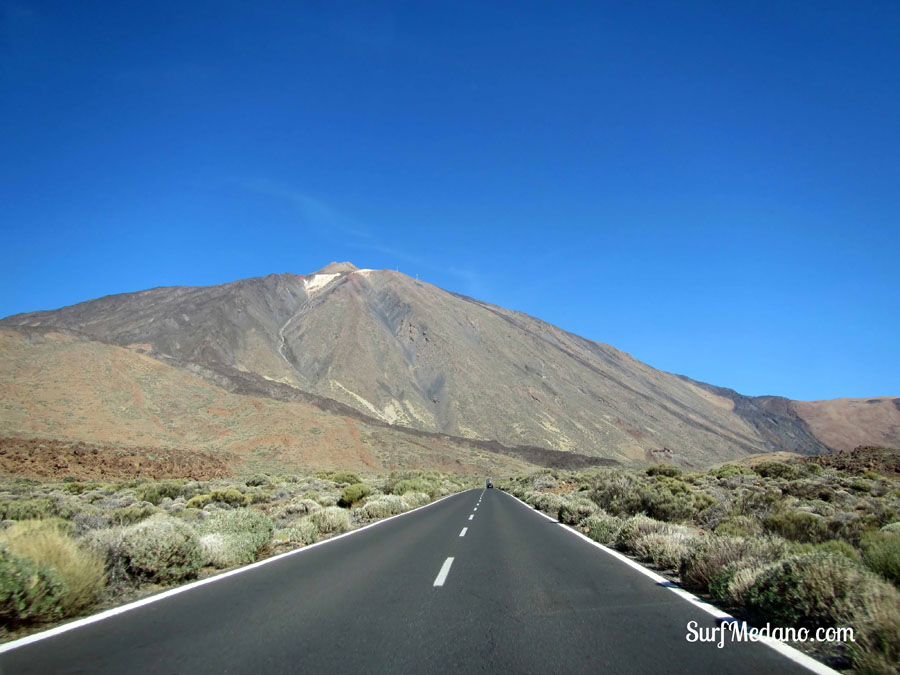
[240, 180, 491, 298]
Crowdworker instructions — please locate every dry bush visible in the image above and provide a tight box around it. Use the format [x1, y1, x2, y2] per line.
[1, 520, 105, 616]
[632, 531, 696, 570]
[309, 506, 351, 534]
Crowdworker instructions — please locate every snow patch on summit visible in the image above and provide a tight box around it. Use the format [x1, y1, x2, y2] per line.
[304, 273, 339, 294]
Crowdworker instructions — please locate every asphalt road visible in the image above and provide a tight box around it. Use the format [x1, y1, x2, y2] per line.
[1, 488, 816, 674]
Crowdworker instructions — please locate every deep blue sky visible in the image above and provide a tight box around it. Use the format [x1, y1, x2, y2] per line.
[2, 2, 898, 400]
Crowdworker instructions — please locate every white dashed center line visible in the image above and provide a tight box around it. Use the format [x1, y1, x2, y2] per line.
[459, 527, 467, 537]
[468, 515, 473, 520]
[433, 557, 454, 587]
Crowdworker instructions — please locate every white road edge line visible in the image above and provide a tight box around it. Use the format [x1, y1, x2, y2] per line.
[433, 557, 455, 587]
[459, 527, 467, 537]
[0, 489, 477, 654]
[500, 490, 839, 675]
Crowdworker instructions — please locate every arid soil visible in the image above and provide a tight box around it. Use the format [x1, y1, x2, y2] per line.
[0, 437, 233, 480]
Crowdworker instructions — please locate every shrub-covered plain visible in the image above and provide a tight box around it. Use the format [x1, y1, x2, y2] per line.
[0, 469, 470, 637]
[502, 457, 900, 673]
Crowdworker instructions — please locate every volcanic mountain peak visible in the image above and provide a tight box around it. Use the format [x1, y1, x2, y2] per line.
[1, 263, 897, 466]
[314, 261, 359, 275]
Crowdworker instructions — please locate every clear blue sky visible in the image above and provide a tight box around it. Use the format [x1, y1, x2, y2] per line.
[2, 2, 898, 401]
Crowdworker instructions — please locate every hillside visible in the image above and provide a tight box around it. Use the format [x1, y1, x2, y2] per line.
[2, 263, 897, 467]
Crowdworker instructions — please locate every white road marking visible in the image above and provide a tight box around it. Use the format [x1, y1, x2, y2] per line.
[433, 557, 455, 587]
[468, 515, 474, 520]
[500, 490, 839, 675]
[459, 527, 468, 537]
[0, 489, 476, 655]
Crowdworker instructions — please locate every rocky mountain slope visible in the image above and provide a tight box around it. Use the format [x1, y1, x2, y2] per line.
[3, 263, 897, 467]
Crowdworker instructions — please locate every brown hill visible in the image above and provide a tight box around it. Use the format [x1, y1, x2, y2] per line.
[2, 263, 896, 466]
[0, 329, 543, 476]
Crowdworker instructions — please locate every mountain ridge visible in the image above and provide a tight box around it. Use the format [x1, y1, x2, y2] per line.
[3, 263, 898, 466]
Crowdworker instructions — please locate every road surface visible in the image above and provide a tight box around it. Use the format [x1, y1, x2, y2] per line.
[0, 488, 816, 674]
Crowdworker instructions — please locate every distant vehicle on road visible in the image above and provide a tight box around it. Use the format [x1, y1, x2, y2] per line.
[486, 478, 493, 488]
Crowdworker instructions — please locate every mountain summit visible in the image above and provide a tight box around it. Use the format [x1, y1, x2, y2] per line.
[2, 264, 898, 466]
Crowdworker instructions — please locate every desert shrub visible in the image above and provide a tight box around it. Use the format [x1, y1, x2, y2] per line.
[392, 478, 438, 499]
[847, 592, 900, 674]
[558, 496, 599, 525]
[828, 512, 870, 545]
[209, 488, 251, 508]
[754, 462, 799, 480]
[712, 464, 754, 479]
[201, 508, 274, 567]
[0, 498, 56, 521]
[270, 499, 321, 522]
[783, 479, 835, 502]
[860, 531, 900, 586]
[338, 483, 372, 508]
[714, 515, 764, 537]
[0, 520, 104, 616]
[136, 480, 189, 505]
[309, 506, 351, 534]
[117, 514, 202, 583]
[285, 519, 320, 545]
[633, 532, 696, 570]
[883, 522, 900, 535]
[331, 472, 362, 486]
[185, 494, 213, 509]
[198, 534, 249, 569]
[245, 474, 270, 487]
[401, 492, 431, 509]
[356, 496, 407, 520]
[615, 515, 677, 552]
[807, 539, 862, 563]
[746, 553, 894, 632]
[798, 462, 825, 476]
[525, 491, 566, 517]
[581, 512, 623, 546]
[646, 465, 683, 478]
[764, 509, 831, 543]
[0, 545, 67, 625]
[680, 536, 791, 593]
[111, 504, 158, 525]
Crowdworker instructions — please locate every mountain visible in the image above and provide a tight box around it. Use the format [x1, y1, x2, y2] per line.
[2, 263, 898, 467]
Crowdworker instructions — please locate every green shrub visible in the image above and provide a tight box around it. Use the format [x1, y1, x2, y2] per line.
[764, 509, 831, 543]
[680, 536, 791, 593]
[338, 483, 372, 508]
[712, 464, 755, 479]
[137, 480, 188, 505]
[285, 519, 320, 545]
[746, 553, 888, 631]
[400, 492, 431, 509]
[392, 478, 437, 499]
[632, 532, 696, 570]
[883, 522, 900, 535]
[209, 488, 251, 507]
[309, 506, 351, 534]
[0, 520, 105, 616]
[558, 496, 599, 525]
[847, 591, 900, 674]
[0, 545, 67, 625]
[185, 494, 213, 509]
[715, 515, 763, 537]
[0, 498, 56, 520]
[754, 461, 799, 480]
[331, 472, 362, 486]
[356, 496, 407, 519]
[615, 515, 678, 552]
[203, 508, 273, 561]
[118, 515, 202, 583]
[860, 531, 900, 586]
[581, 512, 623, 546]
[111, 504, 158, 525]
[646, 465, 683, 477]
[245, 474, 270, 487]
